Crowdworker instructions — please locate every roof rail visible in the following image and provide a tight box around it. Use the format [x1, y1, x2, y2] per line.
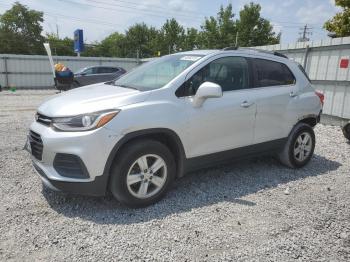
[222, 46, 289, 59]
[222, 46, 238, 51]
[239, 48, 288, 59]
[272, 51, 288, 59]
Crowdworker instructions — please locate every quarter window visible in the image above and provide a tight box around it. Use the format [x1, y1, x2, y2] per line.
[254, 59, 295, 87]
[179, 56, 249, 96]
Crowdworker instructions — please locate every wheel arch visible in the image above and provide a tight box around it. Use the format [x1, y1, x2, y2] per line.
[102, 128, 186, 190]
[296, 114, 320, 128]
[72, 80, 80, 87]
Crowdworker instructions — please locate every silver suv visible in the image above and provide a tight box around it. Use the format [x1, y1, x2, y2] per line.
[26, 49, 323, 207]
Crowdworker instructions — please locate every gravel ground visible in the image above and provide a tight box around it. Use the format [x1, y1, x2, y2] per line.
[1, 90, 350, 261]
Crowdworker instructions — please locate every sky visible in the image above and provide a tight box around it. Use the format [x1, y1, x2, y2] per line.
[0, 0, 341, 45]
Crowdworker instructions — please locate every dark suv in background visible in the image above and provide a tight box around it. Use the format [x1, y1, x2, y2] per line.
[73, 66, 126, 87]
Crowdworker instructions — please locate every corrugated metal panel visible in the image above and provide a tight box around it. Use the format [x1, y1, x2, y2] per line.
[257, 36, 350, 82]
[256, 36, 350, 120]
[314, 82, 350, 119]
[0, 54, 141, 88]
[1, 38, 350, 120]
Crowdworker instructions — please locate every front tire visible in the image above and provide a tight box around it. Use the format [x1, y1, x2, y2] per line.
[278, 123, 315, 168]
[71, 81, 80, 89]
[109, 139, 176, 208]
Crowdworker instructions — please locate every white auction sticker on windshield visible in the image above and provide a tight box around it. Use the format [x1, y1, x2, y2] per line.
[180, 56, 201, 62]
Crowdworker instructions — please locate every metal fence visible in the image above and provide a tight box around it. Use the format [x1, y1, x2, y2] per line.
[256, 36, 350, 120]
[0, 54, 141, 89]
[1, 37, 350, 120]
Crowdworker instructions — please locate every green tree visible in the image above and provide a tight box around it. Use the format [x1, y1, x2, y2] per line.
[98, 32, 126, 57]
[324, 0, 350, 37]
[183, 27, 200, 51]
[83, 42, 103, 57]
[0, 2, 45, 54]
[46, 33, 75, 56]
[160, 18, 185, 54]
[201, 4, 237, 48]
[236, 3, 280, 47]
[124, 23, 159, 58]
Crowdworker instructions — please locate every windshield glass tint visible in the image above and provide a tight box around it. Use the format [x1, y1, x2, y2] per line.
[75, 67, 88, 74]
[114, 54, 204, 91]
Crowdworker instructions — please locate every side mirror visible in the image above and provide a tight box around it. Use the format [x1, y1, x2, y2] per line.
[80, 72, 87, 76]
[192, 82, 222, 107]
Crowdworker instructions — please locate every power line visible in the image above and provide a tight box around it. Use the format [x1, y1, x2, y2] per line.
[107, 0, 212, 17]
[0, 1, 327, 30]
[0, 2, 124, 28]
[0, 1, 328, 44]
[59, 0, 205, 22]
[271, 20, 323, 27]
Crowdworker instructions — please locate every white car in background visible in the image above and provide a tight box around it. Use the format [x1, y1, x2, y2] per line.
[26, 48, 323, 207]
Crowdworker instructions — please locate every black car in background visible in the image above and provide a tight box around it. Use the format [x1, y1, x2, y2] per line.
[73, 66, 126, 87]
[343, 122, 350, 141]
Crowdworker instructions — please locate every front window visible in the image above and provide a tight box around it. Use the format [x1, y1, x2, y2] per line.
[114, 54, 204, 91]
[176, 56, 250, 97]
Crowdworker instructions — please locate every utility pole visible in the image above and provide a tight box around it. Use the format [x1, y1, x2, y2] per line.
[298, 24, 312, 42]
[56, 24, 59, 38]
[55, 16, 59, 38]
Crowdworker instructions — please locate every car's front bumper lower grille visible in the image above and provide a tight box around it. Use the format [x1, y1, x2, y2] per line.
[29, 130, 43, 161]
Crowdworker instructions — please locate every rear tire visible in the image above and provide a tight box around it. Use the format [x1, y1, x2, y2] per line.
[109, 139, 176, 208]
[71, 81, 80, 89]
[278, 123, 315, 168]
[342, 123, 350, 141]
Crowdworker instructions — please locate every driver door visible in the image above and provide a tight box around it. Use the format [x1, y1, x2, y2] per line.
[180, 56, 257, 158]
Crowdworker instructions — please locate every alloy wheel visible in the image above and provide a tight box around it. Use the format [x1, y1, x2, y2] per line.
[293, 132, 313, 162]
[126, 154, 167, 199]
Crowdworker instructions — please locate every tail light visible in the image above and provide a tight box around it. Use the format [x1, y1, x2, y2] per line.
[315, 91, 324, 106]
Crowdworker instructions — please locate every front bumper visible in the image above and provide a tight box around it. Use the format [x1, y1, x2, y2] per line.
[28, 121, 122, 196]
[33, 162, 108, 196]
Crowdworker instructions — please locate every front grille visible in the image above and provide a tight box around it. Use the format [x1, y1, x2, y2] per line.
[36, 113, 52, 126]
[29, 130, 43, 161]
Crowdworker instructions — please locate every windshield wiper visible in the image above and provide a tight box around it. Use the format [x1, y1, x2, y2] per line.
[115, 84, 139, 90]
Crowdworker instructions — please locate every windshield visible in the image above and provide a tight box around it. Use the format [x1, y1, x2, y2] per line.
[114, 54, 204, 91]
[75, 67, 88, 74]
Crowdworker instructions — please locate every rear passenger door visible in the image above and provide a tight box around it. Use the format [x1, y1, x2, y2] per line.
[95, 67, 119, 83]
[94, 66, 113, 83]
[252, 58, 298, 143]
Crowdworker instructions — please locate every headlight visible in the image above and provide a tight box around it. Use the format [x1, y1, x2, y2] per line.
[52, 110, 120, 131]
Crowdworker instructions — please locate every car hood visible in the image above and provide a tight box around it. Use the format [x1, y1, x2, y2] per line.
[38, 83, 149, 117]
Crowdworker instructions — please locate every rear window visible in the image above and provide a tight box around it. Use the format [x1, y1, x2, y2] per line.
[254, 59, 296, 87]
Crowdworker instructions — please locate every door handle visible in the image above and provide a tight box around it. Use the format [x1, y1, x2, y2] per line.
[241, 101, 254, 108]
[290, 91, 298, 97]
